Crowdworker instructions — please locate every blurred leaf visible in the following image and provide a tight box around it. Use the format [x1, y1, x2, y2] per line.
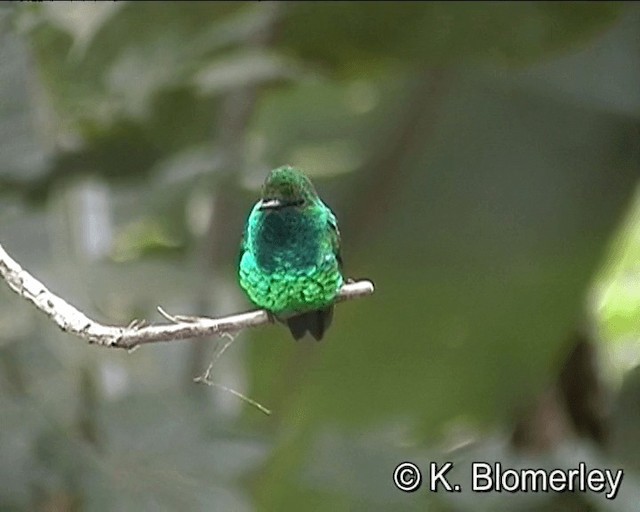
[278, 2, 621, 73]
[503, 6, 640, 117]
[111, 218, 184, 262]
[5, 3, 286, 200]
[21, 2, 277, 122]
[593, 188, 640, 351]
[194, 49, 307, 96]
[39, 2, 124, 60]
[249, 51, 640, 511]
[7, 87, 219, 203]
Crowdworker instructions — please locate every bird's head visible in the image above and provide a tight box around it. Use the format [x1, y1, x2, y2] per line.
[258, 165, 319, 211]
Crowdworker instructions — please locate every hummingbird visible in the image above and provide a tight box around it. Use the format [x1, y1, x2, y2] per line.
[238, 165, 344, 341]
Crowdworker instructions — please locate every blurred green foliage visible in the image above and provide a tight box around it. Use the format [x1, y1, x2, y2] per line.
[0, 2, 639, 511]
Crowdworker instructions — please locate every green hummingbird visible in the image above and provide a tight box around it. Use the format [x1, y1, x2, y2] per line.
[238, 165, 344, 340]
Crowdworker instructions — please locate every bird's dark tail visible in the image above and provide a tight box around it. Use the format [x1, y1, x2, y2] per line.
[286, 307, 334, 341]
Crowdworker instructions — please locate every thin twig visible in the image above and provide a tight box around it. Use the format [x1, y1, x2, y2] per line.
[193, 334, 272, 416]
[194, 375, 272, 416]
[156, 306, 181, 324]
[0, 242, 375, 350]
[210, 333, 238, 367]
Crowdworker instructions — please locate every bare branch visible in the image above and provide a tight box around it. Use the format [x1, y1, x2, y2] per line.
[0, 242, 375, 350]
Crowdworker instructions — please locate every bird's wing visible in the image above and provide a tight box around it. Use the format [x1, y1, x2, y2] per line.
[239, 202, 260, 258]
[238, 215, 250, 270]
[327, 210, 343, 269]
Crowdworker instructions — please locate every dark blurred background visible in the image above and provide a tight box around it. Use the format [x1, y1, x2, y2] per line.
[1, 2, 639, 511]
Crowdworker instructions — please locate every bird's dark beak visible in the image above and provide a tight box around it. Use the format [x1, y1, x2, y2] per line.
[258, 198, 282, 211]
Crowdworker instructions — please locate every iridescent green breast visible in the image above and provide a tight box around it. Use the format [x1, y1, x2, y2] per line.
[238, 203, 343, 314]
